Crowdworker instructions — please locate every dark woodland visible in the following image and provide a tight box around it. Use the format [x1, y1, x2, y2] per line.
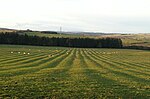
[0, 33, 123, 48]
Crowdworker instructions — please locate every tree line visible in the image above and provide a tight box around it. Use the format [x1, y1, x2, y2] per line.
[0, 33, 123, 48]
[123, 46, 150, 50]
[40, 31, 58, 34]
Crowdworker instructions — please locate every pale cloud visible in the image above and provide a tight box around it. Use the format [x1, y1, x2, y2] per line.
[0, 0, 150, 33]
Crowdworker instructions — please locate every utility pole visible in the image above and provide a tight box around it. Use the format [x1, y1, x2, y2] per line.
[60, 26, 62, 33]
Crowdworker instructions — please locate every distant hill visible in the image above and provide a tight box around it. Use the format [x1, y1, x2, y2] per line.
[0, 28, 13, 30]
[0, 28, 17, 33]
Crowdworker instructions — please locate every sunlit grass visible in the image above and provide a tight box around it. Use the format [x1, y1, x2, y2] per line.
[0, 45, 150, 98]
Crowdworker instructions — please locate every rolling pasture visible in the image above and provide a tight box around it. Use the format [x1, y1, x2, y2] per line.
[0, 45, 150, 98]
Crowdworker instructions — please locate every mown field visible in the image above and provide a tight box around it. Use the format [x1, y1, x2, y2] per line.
[0, 45, 150, 98]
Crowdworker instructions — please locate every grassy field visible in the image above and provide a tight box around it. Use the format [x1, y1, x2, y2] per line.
[0, 45, 149, 98]
[0, 29, 16, 33]
[20, 32, 87, 38]
[99, 34, 150, 47]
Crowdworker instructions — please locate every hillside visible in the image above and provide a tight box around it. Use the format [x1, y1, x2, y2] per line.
[0, 28, 16, 33]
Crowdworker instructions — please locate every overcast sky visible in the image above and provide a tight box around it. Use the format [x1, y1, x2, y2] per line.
[1, 0, 150, 33]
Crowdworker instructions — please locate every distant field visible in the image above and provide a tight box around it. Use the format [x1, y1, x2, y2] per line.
[0, 29, 16, 33]
[0, 45, 149, 98]
[20, 32, 88, 38]
[99, 34, 150, 47]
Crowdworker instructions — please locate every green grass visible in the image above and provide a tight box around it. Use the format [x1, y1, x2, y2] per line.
[0, 45, 150, 98]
